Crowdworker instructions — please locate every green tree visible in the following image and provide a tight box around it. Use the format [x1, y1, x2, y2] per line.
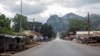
[29, 22, 56, 38]
[41, 24, 56, 38]
[0, 14, 14, 34]
[61, 31, 68, 39]
[13, 14, 29, 32]
[0, 14, 11, 28]
[68, 18, 88, 34]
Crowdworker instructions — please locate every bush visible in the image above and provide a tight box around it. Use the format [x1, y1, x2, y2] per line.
[0, 27, 15, 35]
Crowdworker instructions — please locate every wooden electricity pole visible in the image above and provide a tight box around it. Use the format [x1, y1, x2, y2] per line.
[87, 12, 91, 43]
[19, 0, 22, 33]
[33, 18, 35, 31]
[3, 35, 6, 54]
[19, 0, 23, 51]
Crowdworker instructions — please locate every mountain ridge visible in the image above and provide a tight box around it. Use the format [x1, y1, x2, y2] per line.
[46, 13, 100, 32]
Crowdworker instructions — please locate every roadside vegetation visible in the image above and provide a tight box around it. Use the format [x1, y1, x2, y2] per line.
[0, 13, 56, 38]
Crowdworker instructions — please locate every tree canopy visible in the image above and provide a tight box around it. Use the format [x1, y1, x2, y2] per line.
[0, 13, 56, 37]
[0, 14, 14, 34]
[12, 14, 29, 32]
[41, 24, 56, 38]
[28, 22, 56, 38]
[67, 18, 89, 35]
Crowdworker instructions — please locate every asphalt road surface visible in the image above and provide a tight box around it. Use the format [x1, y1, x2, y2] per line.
[13, 39, 100, 56]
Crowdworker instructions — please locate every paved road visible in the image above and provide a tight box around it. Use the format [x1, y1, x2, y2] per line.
[13, 39, 100, 56]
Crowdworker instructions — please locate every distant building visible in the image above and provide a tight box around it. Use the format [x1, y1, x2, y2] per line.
[21, 30, 42, 43]
[76, 31, 93, 38]
[93, 31, 100, 36]
[76, 31, 100, 43]
[69, 32, 76, 40]
[29, 22, 34, 30]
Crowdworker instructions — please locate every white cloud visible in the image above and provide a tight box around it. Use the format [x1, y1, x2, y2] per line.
[76, 4, 100, 16]
[41, 4, 76, 17]
[0, 4, 15, 18]
[0, 0, 100, 23]
[28, 14, 48, 23]
[11, 3, 47, 15]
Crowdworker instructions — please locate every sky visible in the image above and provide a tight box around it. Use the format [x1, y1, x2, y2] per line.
[0, 0, 100, 23]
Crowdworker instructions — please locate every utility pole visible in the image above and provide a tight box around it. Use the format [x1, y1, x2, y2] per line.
[19, 0, 22, 33]
[33, 18, 35, 31]
[19, 0, 23, 51]
[39, 26, 41, 33]
[3, 35, 5, 54]
[87, 12, 90, 43]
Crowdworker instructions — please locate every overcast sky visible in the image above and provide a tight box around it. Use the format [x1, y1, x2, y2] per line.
[0, 0, 100, 23]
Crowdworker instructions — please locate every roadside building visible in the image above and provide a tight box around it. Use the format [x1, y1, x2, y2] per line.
[92, 31, 100, 42]
[76, 31, 100, 43]
[0, 34, 16, 51]
[0, 34, 24, 51]
[68, 32, 76, 40]
[32, 31, 42, 42]
[93, 31, 100, 36]
[76, 31, 93, 39]
[21, 30, 42, 44]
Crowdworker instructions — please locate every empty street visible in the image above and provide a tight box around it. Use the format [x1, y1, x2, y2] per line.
[13, 39, 100, 56]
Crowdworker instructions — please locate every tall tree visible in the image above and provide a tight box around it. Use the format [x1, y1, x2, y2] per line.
[13, 14, 29, 32]
[29, 22, 56, 38]
[0, 14, 11, 28]
[41, 24, 56, 38]
[68, 18, 88, 34]
[0, 14, 13, 34]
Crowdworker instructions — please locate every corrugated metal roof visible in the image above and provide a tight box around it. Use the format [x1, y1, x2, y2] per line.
[76, 31, 93, 34]
[93, 31, 100, 36]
